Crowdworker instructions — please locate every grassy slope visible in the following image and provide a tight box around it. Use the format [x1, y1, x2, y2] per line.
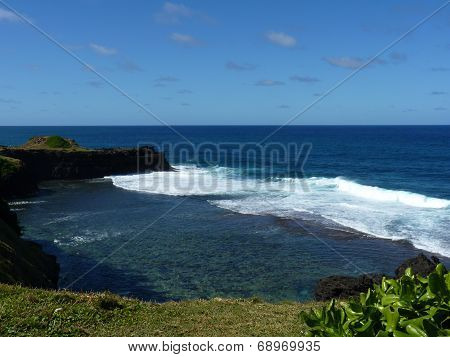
[0, 284, 324, 336]
[16, 136, 89, 152]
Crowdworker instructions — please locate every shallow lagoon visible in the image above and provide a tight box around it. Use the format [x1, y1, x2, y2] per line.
[15, 179, 447, 302]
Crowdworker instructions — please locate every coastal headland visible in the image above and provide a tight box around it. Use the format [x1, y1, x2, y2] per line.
[0, 135, 173, 198]
[0, 136, 173, 288]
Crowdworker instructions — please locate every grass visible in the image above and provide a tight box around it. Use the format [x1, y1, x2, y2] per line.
[45, 136, 72, 149]
[14, 136, 88, 151]
[0, 284, 325, 336]
[0, 155, 22, 180]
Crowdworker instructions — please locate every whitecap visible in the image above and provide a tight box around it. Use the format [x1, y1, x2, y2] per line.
[107, 164, 450, 256]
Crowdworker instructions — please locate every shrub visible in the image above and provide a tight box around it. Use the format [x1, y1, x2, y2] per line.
[301, 264, 450, 336]
[96, 294, 124, 311]
[45, 136, 71, 149]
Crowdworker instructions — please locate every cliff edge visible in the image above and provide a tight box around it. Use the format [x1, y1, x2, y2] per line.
[0, 135, 173, 197]
[0, 135, 173, 289]
[0, 198, 59, 288]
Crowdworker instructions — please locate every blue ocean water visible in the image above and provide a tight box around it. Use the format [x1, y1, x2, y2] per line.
[2, 126, 450, 301]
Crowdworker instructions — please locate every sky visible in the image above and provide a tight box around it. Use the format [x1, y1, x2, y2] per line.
[0, 0, 449, 125]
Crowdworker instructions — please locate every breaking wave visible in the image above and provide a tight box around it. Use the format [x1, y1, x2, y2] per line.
[108, 165, 450, 256]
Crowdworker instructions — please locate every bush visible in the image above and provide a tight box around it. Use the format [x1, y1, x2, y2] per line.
[301, 264, 450, 336]
[96, 294, 124, 311]
[45, 136, 71, 149]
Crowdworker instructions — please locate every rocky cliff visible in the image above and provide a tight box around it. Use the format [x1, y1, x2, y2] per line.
[0, 136, 173, 289]
[0, 198, 59, 288]
[0, 155, 37, 198]
[0, 146, 172, 182]
[0, 137, 173, 198]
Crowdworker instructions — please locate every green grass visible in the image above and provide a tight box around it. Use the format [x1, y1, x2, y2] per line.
[14, 136, 88, 151]
[0, 155, 22, 180]
[0, 284, 324, 336]
[45, 136, 72, 149]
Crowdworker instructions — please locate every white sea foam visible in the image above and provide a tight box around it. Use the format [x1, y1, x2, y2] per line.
[334, 178, 449, 209]
[53, 230, 116, 247]
[9, 200, 46, 206]
[108, 165, 450, 256]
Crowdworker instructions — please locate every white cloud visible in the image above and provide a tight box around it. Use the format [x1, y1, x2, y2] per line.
[265, 31, 296, 48]
[155, 76, 179, 82]
[0, 97, 20, 104]
[323, 57, 365, 69]
[117, 59, 143, 72]
[86, 81, 104, 88]
[255, 79, 285, 86]
[290, 75, 319, 83]
[389, 52, 407, 63]
[0, 8, 20, 22]
[155, 2, 192, 24]
[226, 61, 256, 71]
[170, 32, 200, 46]
[89, 43, 117, 56]
[431, 67, 450, 72]
[324, 55, 405, 69]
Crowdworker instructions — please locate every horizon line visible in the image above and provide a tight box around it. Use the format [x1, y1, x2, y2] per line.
[1, 124, 450, 127]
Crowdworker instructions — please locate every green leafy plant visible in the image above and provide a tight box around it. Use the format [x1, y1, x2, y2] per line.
[301, 264, 450, 336]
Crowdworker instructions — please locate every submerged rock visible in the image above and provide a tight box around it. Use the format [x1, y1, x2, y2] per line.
[394, 253, 441, 278]
[314, 274, 383, 301]
[314, 253, 444, 301]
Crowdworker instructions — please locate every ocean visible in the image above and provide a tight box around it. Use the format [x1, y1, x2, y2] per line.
[2, 126, 450, 301]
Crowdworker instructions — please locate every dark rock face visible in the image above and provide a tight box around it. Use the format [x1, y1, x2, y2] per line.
[314, 254, 445, 301]
[0, 199, 21, 235]
[394, 253, 441, 278]
[0, 160, 37, 199]
[314, 274, 383, 301]
[0, 145, 172, 289]
[0, 146, 172, 182]
[0, 198, 59, 289]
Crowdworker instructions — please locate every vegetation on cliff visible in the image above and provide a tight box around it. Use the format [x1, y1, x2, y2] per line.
[0, 155, 37, 198]
[19, 136, 85, 151]
[0, 155, 22, 181]
[0, 136, 172, 183]
[0, 284, 324, 336]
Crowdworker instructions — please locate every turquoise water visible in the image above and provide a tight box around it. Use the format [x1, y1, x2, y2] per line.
[3, 126, 450, 301]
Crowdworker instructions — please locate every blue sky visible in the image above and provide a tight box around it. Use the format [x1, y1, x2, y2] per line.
[0, 0, 449, 125]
